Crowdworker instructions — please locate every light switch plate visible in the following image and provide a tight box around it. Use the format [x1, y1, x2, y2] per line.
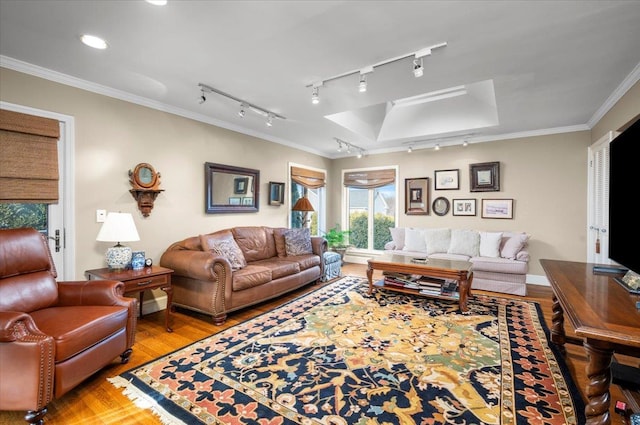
[96, 209, 107, 223]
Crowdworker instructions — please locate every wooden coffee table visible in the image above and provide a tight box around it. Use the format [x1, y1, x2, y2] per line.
[367, 254, 473, 312]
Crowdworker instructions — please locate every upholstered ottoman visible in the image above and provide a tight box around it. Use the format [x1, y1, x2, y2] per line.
[322, 251, 342, 282]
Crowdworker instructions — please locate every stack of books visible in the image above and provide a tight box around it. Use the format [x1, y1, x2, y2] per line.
[382, 272, 459, 298]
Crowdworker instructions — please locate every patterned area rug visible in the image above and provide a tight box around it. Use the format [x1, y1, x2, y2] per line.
[110, 276, 585, 424]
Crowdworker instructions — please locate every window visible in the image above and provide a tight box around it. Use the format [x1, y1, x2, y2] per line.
[344, 167, 397, 251]
[290, 164, 326, 236]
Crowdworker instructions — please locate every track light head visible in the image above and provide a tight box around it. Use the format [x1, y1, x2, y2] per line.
[358, 74, 367, 93]
[357, 150, 363, 159]
[199, 93, 206, 104]
[434, 144, 440, 151]
[266, 114, 274, 127]
[413, 58, 424, 78]
[407, 146, 413, 153]
[238, 103, 245, 117]
[311, 87, 320, 104]
[463, 140, 469, 147]
[337, 142, 342, 152]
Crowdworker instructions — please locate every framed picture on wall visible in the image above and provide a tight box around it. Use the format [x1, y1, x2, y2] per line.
[234, 177, 249, 194]
[268, 182, 285, 206]
[434, 169, 460, 190]
[470, 162, 500, 192]
[229, 197, 241, 205]
[405, 177, 429, 215]
[452, 199, 477, 216]
[481, 198, 514, 219]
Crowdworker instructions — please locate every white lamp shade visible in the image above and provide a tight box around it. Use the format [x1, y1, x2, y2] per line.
[96, 212, 140, 243]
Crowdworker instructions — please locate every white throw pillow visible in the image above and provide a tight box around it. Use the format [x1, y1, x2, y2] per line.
[479, 232, 503, 258]
[389, 227, 405, 250]
[447, 229, 480, 257]
[501, 233, 530, 259]
[425, 228, 451, 255]
[403, 228, 426, 252]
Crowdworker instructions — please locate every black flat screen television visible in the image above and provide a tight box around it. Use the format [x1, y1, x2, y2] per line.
[608, 117, 640, 276]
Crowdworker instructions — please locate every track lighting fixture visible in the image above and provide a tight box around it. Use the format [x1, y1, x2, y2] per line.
[197, 83, 286, 126]
[434, 144, 441, 151]
[412, 58, 424, 78]
[306, 42, 445, 100]
[407, 146, 413, 153]
[199, 91, 206, 104]
[463, 140, 469, 147]
[334, 138, 365, 158]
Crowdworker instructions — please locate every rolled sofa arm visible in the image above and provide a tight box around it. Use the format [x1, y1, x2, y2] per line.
[160, 249, 232, 282]
[0, 311, 55, 411]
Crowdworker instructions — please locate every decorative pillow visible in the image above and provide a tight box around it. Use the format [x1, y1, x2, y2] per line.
[425, 228, 451, 255]
[447, 229, 480, 257]
[479, 232, 503, 258]
[403, 228, 426, 252]
[200, 234, 247, 270]
[389, 227, 405, 250]
[501, 233, 529, 259]
[284, 228, 313, 256]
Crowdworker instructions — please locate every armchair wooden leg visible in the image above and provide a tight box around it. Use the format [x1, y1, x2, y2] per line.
[25, 407, 47, 425]
[120, 348, 133, 364]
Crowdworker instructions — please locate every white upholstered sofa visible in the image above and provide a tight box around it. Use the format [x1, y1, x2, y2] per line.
[384, 227, 530, 296]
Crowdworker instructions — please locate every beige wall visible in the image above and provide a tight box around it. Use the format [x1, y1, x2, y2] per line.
[1, 67, 637, 282]
[329, 132, 591, 277]
[0, 68, 331, 280]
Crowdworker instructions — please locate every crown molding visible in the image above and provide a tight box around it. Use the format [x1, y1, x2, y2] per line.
[588, 61, 640, 128]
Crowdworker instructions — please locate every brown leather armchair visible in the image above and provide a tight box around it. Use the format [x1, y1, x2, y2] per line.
[0, 228, 137, 425]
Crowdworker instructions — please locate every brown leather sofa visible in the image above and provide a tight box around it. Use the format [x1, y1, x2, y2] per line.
[160, 226, 326, 325]
[0, 228, 137, 425]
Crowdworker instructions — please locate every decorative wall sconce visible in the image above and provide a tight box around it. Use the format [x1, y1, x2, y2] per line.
[129, 163, 163, 217]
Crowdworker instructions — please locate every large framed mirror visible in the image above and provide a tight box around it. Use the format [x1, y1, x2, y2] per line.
[205, 162, 260, 213]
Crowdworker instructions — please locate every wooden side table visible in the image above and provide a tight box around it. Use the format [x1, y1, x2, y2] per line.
[85, 265, 174, 332]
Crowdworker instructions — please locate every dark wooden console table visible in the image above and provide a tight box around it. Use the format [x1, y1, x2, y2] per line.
[540, 259, 640, 425]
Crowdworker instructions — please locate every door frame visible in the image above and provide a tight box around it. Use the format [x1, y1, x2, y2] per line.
[1, 101, 76, 280]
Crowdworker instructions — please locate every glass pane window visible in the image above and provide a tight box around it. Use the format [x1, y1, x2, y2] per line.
[0, 203, 48, 234]
[347, 187, 369, 249]
[373, 184, 396, 250]
[291, 183, 323, 236]
[346, 183, 396, 251]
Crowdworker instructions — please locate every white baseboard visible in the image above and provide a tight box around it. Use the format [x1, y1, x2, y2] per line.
[140, 294, 168, 316]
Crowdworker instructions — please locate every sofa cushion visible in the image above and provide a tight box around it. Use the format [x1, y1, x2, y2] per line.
[232, 227, 277, 262]
[284, 228, 313, 256]
[30, 305, 129, 362]
[403, 228, 426, 252]
[425, 228, 451, 255]
[251, 258, 301, 279]
[232, 265, 272, 291]
[479, 232, 503, 258]
[470, 256, 529, 274]
[500, 232, 529, 260]
[429, 252, 471, 262]
[448, 229, 480, 257]
[389, 227, 405, 250]
[285, 254, 321, 271]
[273, 228, 288, 257]
[200, 233, 247, 270]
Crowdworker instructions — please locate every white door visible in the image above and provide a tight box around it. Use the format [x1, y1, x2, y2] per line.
[587, 131, 615, 264]
[1, 101, 75, 279]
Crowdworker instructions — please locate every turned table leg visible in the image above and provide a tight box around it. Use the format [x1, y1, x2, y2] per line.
[584, 339, 613, 425]
[550, 293, 567, 354]
[367, 263, 374, 294]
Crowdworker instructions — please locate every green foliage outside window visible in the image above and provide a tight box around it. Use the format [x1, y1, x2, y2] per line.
[0, 203, 47, 231]
[348, 212, 394, 250]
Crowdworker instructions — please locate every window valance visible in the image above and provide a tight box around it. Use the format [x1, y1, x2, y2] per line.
[0, 109, 60, 203]
[343, 169, 395, 189]
[291, 166, 326, 189]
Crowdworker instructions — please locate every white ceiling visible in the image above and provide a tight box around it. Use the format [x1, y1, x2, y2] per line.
[1, 1, 639, 158]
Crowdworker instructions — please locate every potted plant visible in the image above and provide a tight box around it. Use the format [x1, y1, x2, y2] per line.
[324, 224, 351, 260]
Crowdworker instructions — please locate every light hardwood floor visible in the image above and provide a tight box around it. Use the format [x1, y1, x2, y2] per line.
[1, 263, 637, 425]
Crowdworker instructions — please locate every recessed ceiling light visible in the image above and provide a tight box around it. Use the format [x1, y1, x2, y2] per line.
[146, 0, 167, 5]
[80, 34, 108, 50]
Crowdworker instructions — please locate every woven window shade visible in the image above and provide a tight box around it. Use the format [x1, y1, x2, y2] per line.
[343, 169, 395, 189]
[291, 166, 326, 189]
[0, 109, 60, 203]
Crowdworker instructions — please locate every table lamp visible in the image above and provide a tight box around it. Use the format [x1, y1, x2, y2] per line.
[292, 196, 314, 228]
[96, 212, 140, 269]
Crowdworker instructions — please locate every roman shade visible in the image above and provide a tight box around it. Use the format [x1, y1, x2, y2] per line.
[0, 109, 60, 203]
[343, 169, 395, 189]
[291, 166, 325, 189]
